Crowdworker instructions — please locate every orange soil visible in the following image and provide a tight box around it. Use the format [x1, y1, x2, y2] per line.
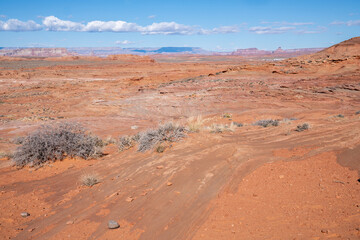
[0, 38, 360, 239]
[193, 151, 360, 240]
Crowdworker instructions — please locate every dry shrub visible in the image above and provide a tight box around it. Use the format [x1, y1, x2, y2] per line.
[137, 122, 185, 152]
[295, 123, 310, 132]
[253, 119, 279, 127]
[209, 122, 236, 133]
[13, 122, 103, 167]
[80, 173, 100, 187]
[118, 135, 136, 151]
[187, 115, 205, 132]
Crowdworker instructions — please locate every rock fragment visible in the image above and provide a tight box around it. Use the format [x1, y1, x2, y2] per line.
[108, 220, 120, 229]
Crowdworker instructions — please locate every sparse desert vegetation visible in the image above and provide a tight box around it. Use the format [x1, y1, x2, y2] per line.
[295, 123, 310, 132]
[253, 119, 280, 127]
[12, 122, 103, 167]
[186, 115, 205, 132]
[137, 122, 186, 152]
[0, 36, 360, 240]
[80, 173, 100, 187]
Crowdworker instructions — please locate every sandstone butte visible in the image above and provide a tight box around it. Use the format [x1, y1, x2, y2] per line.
[0, 37, 359, 240]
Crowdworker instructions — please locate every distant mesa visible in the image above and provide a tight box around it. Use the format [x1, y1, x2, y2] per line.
[0, 47, 70, 58]
[5, 41, 357, 58]
[230, 47, 324, 57]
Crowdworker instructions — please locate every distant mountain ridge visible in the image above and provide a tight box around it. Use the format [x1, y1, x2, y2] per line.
[0, 46, 325, 58]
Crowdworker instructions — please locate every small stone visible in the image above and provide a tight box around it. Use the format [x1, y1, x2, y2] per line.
[279, 175, 284, 179]
[321, 229, 329, 234]
[167, 182, 173, 186]
[156, 165, 164, 169]
[66, 220, 74, 225]
[21, 212, 30, 217]
[108, 220, 120, 229]
[28, 228, 35, 232]
[125, 197, 134, 202]
[131, 125, 138, 130]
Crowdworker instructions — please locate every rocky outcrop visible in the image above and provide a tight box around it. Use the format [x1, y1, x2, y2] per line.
[0, 48, 71, 57]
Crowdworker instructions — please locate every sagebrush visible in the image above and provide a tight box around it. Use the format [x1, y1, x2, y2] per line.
[13, 122, 103, 167]
[295, 123, 310, 132]
[118, 135, 136, 151]
[137, 122, 185, 152]
[254, 119, 279, 127]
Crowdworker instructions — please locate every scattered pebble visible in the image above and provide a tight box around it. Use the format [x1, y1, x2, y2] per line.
[108, 220, 120, 229]
[66, 220, 74, 225]
[279, 175, 285, 179]
[167, 182, 173, 186]
[131, 125, 138, 130]
[125, 197, 134, 202]
[21, 212, 30, 217]
[156, 165, 164, 169]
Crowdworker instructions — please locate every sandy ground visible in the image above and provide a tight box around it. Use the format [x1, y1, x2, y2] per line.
[0, 39, 359, 239]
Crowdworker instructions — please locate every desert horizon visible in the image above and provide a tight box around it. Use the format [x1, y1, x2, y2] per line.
[1, 1, 359, 240]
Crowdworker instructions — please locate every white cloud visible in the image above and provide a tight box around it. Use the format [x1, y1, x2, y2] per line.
[83, 20, 140, 32]
[347, 20, 360, 26]
[261, 21, 314, 26]
[0, 15, 6, 18]
[115, 40, 135, 45]
[331, 20, 360, 26]
[148, 15, 156, 19]
[296, 26, 327, 34]
[211, 26, 239, 34]
[140, 21, 201, 35]
[43, 16, 84, 31]
[0, 16, 240, 35]
[249, 26, 295, 34]
[0, 19, 42, 31]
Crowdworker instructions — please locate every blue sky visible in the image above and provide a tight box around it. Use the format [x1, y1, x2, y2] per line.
[0, 0, 359, 51]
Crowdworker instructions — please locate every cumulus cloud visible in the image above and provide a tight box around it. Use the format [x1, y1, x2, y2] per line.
[331, 20, 360, 26]
[83, 20, 140, 32]
[1, 16, 240, 35]
[115, 40, 135, 45]
[0, 19, 42, 31]
[43, 16, 84, 31]
[249, 26, 295, 34]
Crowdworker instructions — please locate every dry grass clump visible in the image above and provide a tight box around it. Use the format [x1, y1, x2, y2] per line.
[222, 113, 232, 118]
[156, 145, 166, 153]
[80, 173, 100, 187]
[13, 122, 103, 167]
[103, 136, 117, 146]
[0, 151, 13, 159]
[186, 115, 205, 132]
[209, 122, 236, 133]
[233, 122, 243, 127]
[137, 122, 186, 152]
[253, 119, 279, 128]
[118, 135, 137, 151]
[295, 123, 310, 132]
